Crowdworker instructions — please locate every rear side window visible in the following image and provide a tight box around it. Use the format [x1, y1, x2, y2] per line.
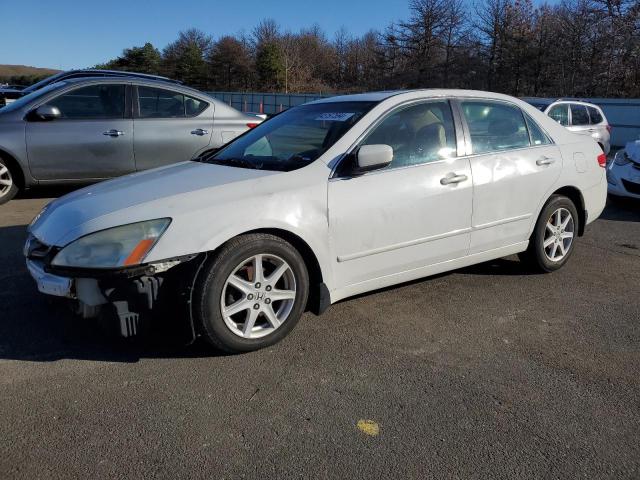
[47, 84, 125, 119]
[185, 96, 208, 116]
[548, 104, 569, 126]
[570, 104, 590, 126]
[138, 86, 208, 118]
[587, 106, 603, 124]
[524, 113, 552, 146]
[139, 87, 185, 118]
[460, 101, 530, 154]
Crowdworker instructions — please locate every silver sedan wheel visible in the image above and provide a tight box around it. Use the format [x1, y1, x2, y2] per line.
[543, 207, 575, 262]
[0, 164, 13, 197]
[221, 254, 297, 339]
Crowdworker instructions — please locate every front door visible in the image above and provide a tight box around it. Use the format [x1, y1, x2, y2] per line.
[328, 100, 473, 290]
[26, 83, 134, 180]
[132, 85, 213, 171]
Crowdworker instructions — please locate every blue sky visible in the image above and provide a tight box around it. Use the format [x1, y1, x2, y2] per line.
[1, 0, 411, 70]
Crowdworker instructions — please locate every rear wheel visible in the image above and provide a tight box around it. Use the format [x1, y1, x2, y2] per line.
[519, 195, 579, 272]
[0, 157, 18, 205]
[193, 233, 309, 353]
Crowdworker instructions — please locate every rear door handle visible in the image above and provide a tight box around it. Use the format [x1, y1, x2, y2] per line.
[103, 129, 125, 137]
[440, 173, 468, 185]
[536, 156, 556, 166]
[191, 129, 209, 136]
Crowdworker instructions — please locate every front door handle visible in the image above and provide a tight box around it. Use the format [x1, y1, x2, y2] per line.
[536, 156, 556, 166]
[440, 173, 468, 185]
[191, 129, 209, 136]
[103, 129, 125, 137]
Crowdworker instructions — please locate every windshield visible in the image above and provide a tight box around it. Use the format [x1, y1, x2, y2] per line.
[201, 101, 376, 171]
[0, 82, 66, 113]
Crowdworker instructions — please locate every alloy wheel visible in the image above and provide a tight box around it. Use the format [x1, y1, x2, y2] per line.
[220, 254, 297, 339]
[0, 164, 13, 197]
[543, 207, 575, 262]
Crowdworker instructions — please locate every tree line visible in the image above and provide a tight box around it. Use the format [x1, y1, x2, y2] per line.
[82, 0, 640, 98]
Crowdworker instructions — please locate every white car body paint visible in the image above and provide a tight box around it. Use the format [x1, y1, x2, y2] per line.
[29, 89, 607, 305]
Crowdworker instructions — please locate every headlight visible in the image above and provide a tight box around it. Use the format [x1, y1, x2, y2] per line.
[614, 150, 630, 166]
[52, 219, 171, 269]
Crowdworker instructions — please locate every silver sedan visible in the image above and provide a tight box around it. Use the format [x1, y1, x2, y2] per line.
[0, 77, 261, 204]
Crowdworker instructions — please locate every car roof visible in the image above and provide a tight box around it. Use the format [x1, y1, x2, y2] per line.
[311, 89, 535, 105]
[61, 69, 179, 82]
[547, 99, 602, 109]
[57, 76, 202, 95]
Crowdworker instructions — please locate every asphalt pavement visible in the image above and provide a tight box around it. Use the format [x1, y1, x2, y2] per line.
[0, 194, 639, 479]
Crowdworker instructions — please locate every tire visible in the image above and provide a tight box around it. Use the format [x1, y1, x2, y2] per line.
[519, 194, 579, 273]
[192, 233, 309, 353]
[0, 157, 18, 205]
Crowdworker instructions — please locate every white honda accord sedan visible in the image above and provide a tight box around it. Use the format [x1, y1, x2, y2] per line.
[25, 90, 607, 352]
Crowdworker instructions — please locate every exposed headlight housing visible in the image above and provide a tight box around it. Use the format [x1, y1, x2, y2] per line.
[614, 150, 631, 166]
[52, 219, 171, 269]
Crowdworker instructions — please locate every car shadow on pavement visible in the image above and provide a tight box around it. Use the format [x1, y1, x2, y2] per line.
[600, 197, 640, 222]
[0, 224, 226, 363]
[16, 185, 81, 200]
[459, 257, 541, 276]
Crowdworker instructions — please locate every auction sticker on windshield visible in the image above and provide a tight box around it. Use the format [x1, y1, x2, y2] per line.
[315, 112, 355, 122]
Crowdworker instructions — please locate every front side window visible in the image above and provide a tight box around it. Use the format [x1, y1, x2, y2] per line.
[47, 84, 125, 119]
[461, 101, 530, 154]
[587, 106, 603, 124]
[360, 101, 457, 168]
[202, 101, 376, 172]
[548, 104, 569, 126]
[570, 104, 590, 126]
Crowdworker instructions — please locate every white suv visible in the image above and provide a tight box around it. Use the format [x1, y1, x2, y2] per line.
[25, 90, 607, 353]
[545, 100, 611, 154]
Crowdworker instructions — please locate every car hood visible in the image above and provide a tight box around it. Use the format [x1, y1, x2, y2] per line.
[30, 161, 279, 246]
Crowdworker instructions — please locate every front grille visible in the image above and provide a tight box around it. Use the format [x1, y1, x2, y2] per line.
[622, 179, 640, 195]
[24, 234, 52, 259]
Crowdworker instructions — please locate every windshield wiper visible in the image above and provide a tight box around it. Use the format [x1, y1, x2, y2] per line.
[203, 157, 259, 169]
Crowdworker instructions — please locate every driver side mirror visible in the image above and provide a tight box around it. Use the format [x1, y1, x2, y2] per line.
[354, 144, 393, 173]
[32, 105, 61, 121]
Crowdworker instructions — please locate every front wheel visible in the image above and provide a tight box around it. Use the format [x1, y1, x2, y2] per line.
[0, 157, 18, 205]
[519, 195, 579, 272]
[192, 233, 309, 353]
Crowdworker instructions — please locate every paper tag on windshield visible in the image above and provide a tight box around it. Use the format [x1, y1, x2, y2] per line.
[315, 112, 355, 122]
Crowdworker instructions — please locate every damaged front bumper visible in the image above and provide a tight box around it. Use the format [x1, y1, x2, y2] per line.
[25, 235, 202, 340]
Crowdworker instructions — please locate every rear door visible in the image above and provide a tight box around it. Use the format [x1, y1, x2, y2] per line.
[26, 83, 134, 180]
[132, 85, 213, 171]
[458, 99, 562, 254]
